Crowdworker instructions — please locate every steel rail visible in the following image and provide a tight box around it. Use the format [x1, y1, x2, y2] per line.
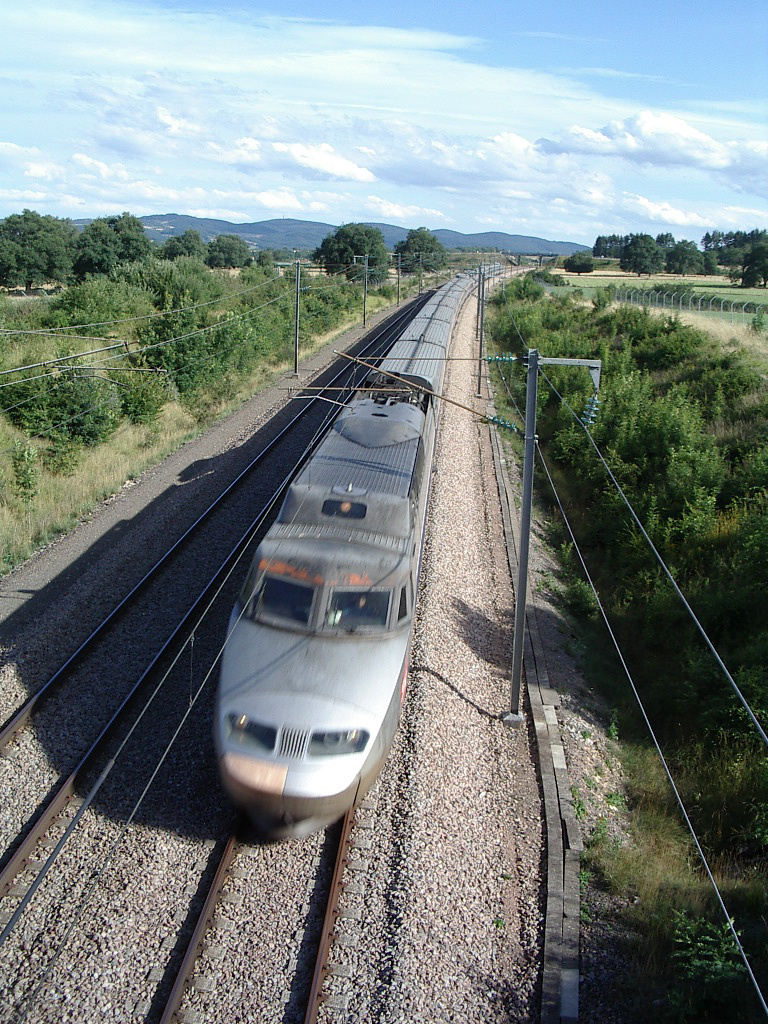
[157, 831, 240, 1024]
[155, 807, 356, 1024]
[304, 808, 357, 1024]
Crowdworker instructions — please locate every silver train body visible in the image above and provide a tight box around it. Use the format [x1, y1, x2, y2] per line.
[214, 275, 474, 837]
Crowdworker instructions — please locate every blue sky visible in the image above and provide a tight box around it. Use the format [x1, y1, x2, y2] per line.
[1, 0, 766, 245]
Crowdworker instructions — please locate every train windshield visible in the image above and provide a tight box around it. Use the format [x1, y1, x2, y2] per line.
[245, 574, 315, 626]
[325, 589, 390, 630]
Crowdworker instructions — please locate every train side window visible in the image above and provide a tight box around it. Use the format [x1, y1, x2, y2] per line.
[397, 585, 408, 622]
[411, 440, 425, 498]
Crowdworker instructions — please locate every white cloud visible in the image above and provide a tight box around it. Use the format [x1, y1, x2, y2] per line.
[543, 111, 731, 168]
[271, 142, 375, 182]
[156, 106, 201, 137]
[24, 162, 64, 181]
[628, 195, 711, 228]
[365, 196, 447, 222]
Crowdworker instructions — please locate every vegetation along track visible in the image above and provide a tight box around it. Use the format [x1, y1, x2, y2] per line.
[0, 300, 426, 1022]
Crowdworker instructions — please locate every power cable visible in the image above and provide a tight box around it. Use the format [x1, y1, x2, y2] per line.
[538, 365, 768, 750]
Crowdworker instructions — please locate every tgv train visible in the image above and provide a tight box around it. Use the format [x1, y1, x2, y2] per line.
[214, 275, 474, 837]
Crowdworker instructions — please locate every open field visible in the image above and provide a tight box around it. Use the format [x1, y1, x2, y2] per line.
[552, 266, 768, 306]
[545, 267, 768, 361]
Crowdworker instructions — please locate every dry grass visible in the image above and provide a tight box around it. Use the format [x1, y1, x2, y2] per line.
[0, 403, 198, 569]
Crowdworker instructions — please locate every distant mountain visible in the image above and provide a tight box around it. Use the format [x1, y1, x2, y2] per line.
[132, 214, 588, 255]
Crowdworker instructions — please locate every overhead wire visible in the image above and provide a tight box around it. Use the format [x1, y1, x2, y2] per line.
[0, 262, 381, 459]
[7, 373, 347, 1021]
[535, 439, 768, 1016]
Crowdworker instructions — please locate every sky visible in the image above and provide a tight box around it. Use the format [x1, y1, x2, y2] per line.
[1, 0, 766, 246]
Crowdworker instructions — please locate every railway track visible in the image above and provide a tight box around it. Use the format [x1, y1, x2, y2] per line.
[0, 298, 425, 761]
[157, 808, 356, 1024]
[0, 270, 548, 1024]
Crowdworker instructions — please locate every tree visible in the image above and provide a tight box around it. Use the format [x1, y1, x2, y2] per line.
[702, 251, 719, 275]
[742, 244, 768, 288]
[206, 234, 252, 269]
[314, 223, 389, 282]
[0, 209, 76, 290]
[592, 234, 628, 258]
[664, 240, 704, 276]
[655, 232, 676, 249]
[620, 234, 664, 276]
[73, 212, 152, 279]
[393, 227, 446, 274]
[563, 252, 594, 275]
[160, 229, 207, 261]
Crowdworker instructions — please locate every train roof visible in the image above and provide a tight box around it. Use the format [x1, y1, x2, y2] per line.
[276, 398, 424, 540]
[375, 336, 447, 394]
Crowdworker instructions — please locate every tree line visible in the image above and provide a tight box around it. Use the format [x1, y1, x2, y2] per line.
[0, 209, 447, 293]
[0, 210, 271, 292]
[591, 229, 768, 285]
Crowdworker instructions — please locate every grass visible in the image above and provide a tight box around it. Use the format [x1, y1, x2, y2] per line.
[0, 403, 197, 571]
[541, 266, 768, 367]
[553, 266, 768, 306]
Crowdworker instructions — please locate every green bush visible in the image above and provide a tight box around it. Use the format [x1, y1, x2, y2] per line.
[667, 912, 747, 1022]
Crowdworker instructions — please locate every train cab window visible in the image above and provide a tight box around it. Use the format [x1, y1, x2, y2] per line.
[326, 589, 390, 630]
[397, 585, 409, 622]
[246, 575, 315, 626]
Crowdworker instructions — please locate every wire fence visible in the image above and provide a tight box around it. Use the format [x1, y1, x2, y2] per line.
[615, 287, 767, 328]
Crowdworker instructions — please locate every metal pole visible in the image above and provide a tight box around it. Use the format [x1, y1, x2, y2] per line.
[505, 348, 538, 726]
[293, 259, 300, 376]
[418, 253, 423, 294]
[396, 253, 401, 304]
[363, 254, 368, 326]
[476, 269, 485, 398]
[476, 266, 482, 337]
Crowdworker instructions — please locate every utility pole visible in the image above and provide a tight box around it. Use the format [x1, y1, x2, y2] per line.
[476, 268, 485, 398]
[503, 352, 601, 726]
[363, 253, 369, 325]
[354, 254, 369, 325]
[293, 259, 300, 376]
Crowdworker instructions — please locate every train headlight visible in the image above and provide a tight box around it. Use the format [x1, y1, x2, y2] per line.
[226, 713, 277, 753]
[309, 728, 369, 756]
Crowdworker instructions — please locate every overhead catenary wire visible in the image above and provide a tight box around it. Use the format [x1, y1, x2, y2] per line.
[3, 381, 346, 1021]
[486, 279, 768, 1011]
[0, 263, 377, 462]
[0, 271, 286, 346]
[538, 363, 768, 751]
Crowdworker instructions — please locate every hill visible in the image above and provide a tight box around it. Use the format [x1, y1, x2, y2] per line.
[129, 214, 588, 255]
